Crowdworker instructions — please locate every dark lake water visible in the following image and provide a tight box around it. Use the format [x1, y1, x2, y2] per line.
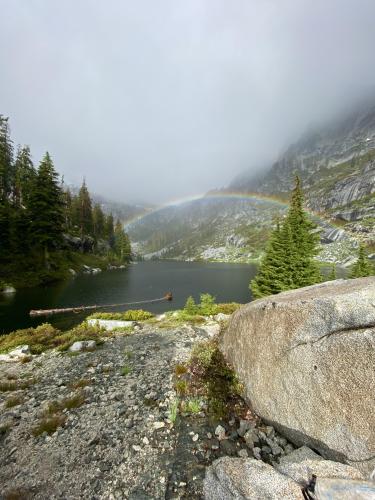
[0, 261, 259, 334]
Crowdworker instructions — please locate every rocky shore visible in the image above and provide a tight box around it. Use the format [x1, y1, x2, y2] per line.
[0, 317, 296, 499]
[1, 296, 374, 499]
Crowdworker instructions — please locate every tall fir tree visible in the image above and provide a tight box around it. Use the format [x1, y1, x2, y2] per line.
[105, 213, 115, 249]
[284, 175, 321, 287]
[0, 115, 14, 202]
[114, 219, 131, 262]
[250, 176, 321, 298]
[92, 203, 105, 240]
[13, 145, 35, 207]
[0, 116, 14, 258]
[28, 152, 65, 265]
[77, 180, 93, 237]
[350, 244, 373, 278]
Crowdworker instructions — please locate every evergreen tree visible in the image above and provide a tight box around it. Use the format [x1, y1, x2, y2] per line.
[184, 296, 198, 315]
[114, 219, 131, 262]
[0, 115, 14, 202]
[285, 175, 321, 287]
[77, 180, 93, 237]
[92, 203, 105, 240]
[13, 145, 35, 207]
[28, 152, 65, 265]
[350, 244, 373, 278]
[250, 176, 321, 298]
[0, 116, 14, 258]
[63, 188, 73, 231]
[105, 213, 115, 248]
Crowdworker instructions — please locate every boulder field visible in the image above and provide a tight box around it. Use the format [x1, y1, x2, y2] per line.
[220, 277, 375, 475]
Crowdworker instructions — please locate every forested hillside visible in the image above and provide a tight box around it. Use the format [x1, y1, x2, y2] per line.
[0, 115, 131, 288]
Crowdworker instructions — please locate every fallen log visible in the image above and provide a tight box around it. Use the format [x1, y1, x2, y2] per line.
[29, 292, 173, 317]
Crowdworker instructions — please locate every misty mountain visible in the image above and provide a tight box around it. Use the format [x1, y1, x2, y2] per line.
[128, 100, 375, 265]
[127, 197, 285, 262]
[230, 100, 375, 240]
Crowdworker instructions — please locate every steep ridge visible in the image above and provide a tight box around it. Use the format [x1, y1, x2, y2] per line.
[230, 100, 375, 246]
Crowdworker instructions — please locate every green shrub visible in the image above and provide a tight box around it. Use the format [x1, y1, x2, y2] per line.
[175, 379, 188, 396]
[216, 303, 242, 314]
[199, 293, 219, 315]
[88, 309, 154, 321]
[184, 397, 202, 415]
[188, 339, 243, 419]
[0, 324, 61, 354]
[184, 296, 198, 315]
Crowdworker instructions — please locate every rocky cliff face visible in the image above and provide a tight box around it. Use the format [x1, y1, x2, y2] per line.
[230, 101, 375, 245]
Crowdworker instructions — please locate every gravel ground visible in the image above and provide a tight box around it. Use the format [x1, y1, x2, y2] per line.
[0, 322, 295, 499]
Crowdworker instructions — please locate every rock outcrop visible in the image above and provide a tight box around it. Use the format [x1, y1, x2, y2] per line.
[204, 449, 375, 500]
[221, 277, 375, 474]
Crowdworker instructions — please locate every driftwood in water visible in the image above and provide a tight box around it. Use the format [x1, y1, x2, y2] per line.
[29, 292, 173, 317]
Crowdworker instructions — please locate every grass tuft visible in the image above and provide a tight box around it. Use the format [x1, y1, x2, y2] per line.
[88, 309, 154, 321]
[31, 414, 67, 437]
[120, 365, 131, 376]
[5, 395, 23, 408]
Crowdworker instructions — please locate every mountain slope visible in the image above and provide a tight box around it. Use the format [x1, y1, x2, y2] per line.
[129, 101, 375, 265]
[230, 101, 375, 246]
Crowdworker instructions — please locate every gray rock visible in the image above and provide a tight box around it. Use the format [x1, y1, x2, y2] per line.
[215, 425, 226, 441]
[87, 319, 134, 331]
[221, 277, 375, 474]
[204, 457, 302, 499]
[9, 345, 30, 356]
[69, 340, 96, 352]
[315, 477, 375, 499]
[237, 419, 254, 437]
[276, 456, 364, 484]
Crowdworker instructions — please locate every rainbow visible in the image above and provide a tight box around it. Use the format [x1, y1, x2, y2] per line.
[124, 191, 334, 229]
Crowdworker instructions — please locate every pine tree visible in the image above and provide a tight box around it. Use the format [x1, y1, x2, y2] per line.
[0, 116, 14, 258]
[92, 203, 105, 240]
[114, 219, 131, 262]
[350, 244, 373, 278]
[63, 188, 73, 231]
[105, 213, 115, 249]
[0, 115, 14, 202]
[28, 152, 65, 265]
[77, 180, 93, 237]
[184, 296, 198, 315]
[250, 176, 321, 298]
[285, 175, 321, 288]
[13, 145, 35, 207]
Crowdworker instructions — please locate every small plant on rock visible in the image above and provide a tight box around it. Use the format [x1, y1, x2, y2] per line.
[184, 397, 202, 415]
[175, 379, 188, 396]
[121, 365, 131, 376]
[168, 399, 179, 425]
[5, 395, 23, 408]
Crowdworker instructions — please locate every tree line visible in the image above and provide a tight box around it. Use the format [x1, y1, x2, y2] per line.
[0, 115, 131, 283]
[250, 176, 374, 298]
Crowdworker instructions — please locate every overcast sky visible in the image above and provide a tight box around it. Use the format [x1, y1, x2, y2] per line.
[1, 0, 375, 204]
